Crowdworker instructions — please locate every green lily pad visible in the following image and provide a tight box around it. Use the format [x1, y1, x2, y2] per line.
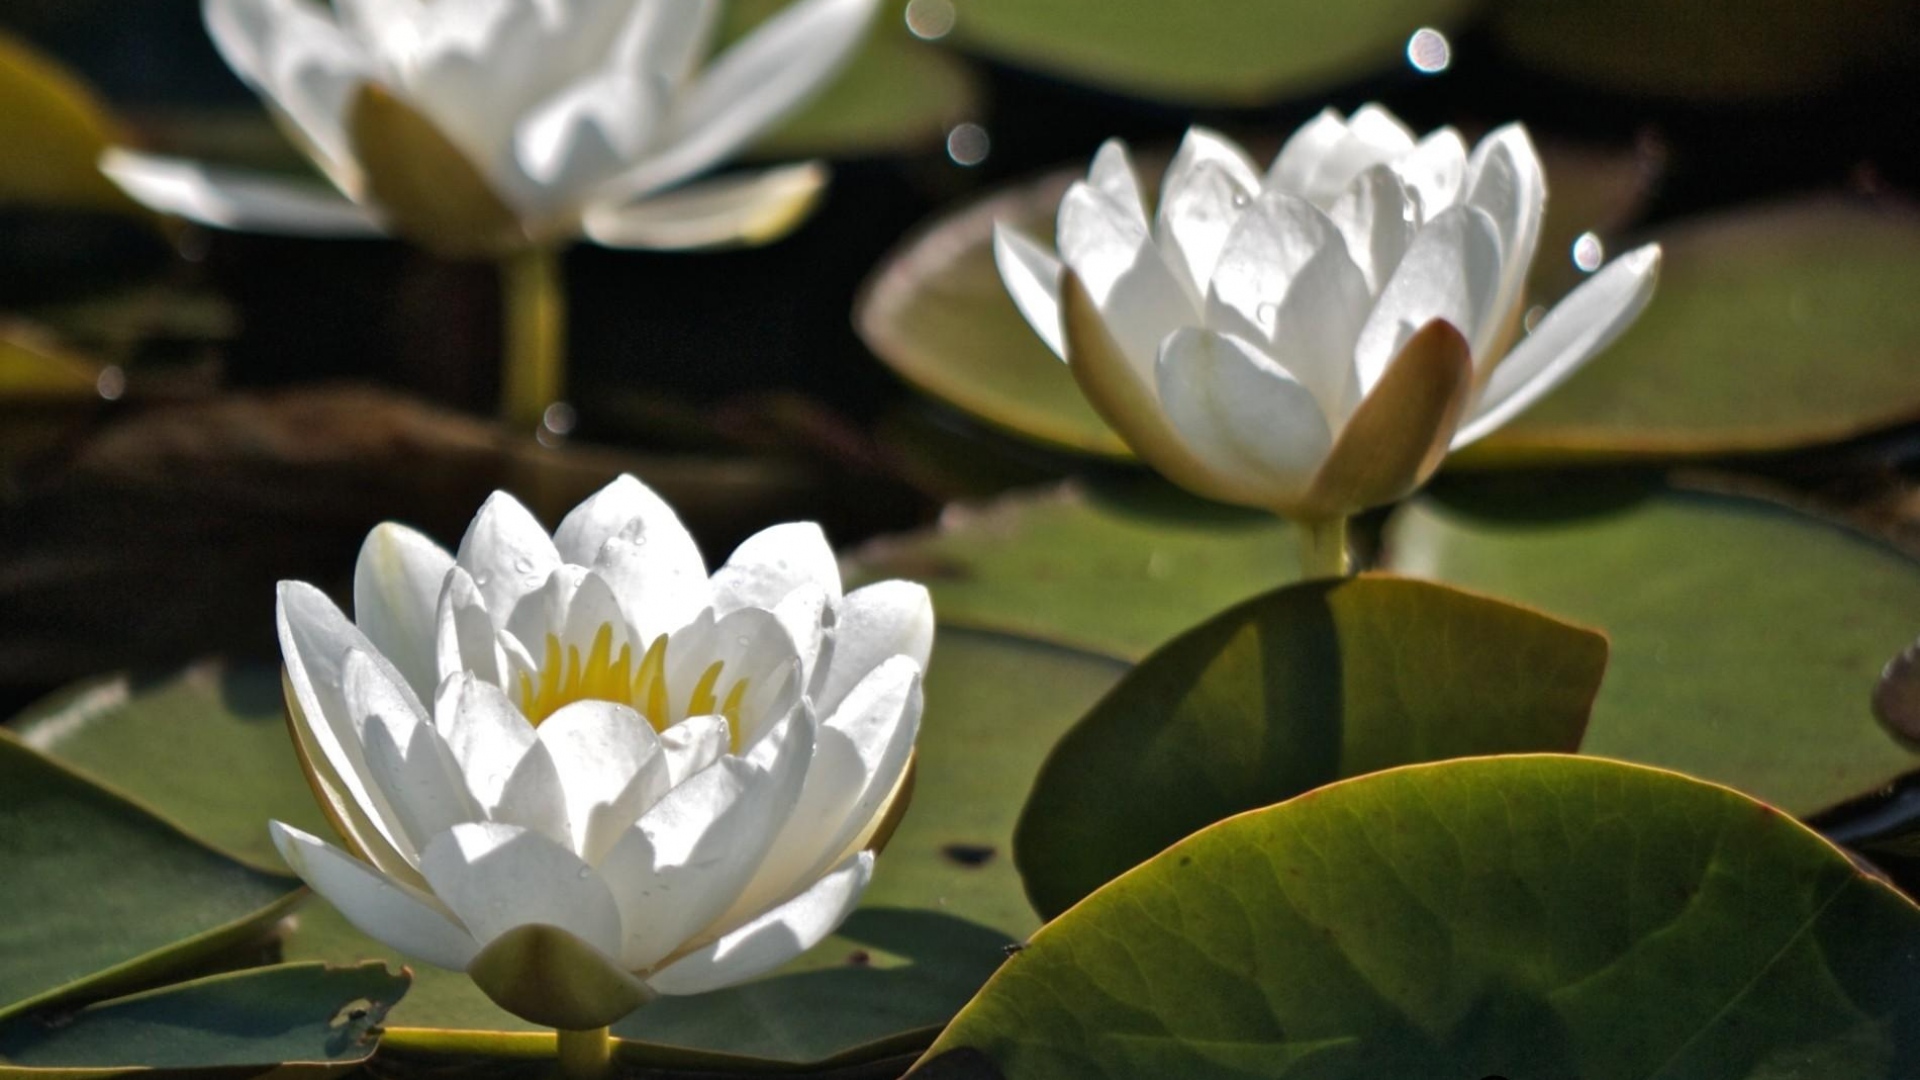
[13, 663, 329, 873]
[1489, 0, 1920, 101]
[0, 731, 303, 1023]
[0, 30, 140, 214]
[945, 0, 1481, 104]
[855, 143, 1660, 461]
[28, 631, 1126, 1068]
[919, 755, 1920, 1078]
[848, 479, 1299, 659]
[1015, 575, 1607, 919]
[0, 962, 407, 1078]
[1475, 199, 1920, 463]
[1383, 483, 1920, 815]
[734, 0, 981, 160]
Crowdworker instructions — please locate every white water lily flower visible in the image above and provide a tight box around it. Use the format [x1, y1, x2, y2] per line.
[102, 0, 880, 256]
[994, 105, 1662, 521]
[270, 474, 930, 1029]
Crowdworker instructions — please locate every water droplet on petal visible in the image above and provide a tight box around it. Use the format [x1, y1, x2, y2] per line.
[1231, 190, 1252, 209]
[1572, 232, 1605, 273]
[1256, 301, 1280, 327]
[513, 556, 534, 574]
[577, 866, 592, 880]
[737, 636, 751, 648]
[1406, 27, 1452, 74]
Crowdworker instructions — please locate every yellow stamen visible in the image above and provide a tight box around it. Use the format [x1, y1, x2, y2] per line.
[633, 634, 669, 732]
[687, 661, 725, 719]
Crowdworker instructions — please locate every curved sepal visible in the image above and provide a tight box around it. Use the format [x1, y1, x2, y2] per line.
[467, 923, 657, 1031]
[348, 84, 525, 258]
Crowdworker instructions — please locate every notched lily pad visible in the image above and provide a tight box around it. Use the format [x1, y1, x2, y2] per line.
[1015, 574, 1608, 919]
[921, 756, 1920, 1079]
[0, 962, 409, 1077]
[0, 731, 303, 1023]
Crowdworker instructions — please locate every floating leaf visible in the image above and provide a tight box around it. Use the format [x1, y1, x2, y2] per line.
[1384, 483, 1920, 814]
[1475, 199, 1920, 463]
[945, 0, 1481, 104]
[856, 144, 1660, 460]
[1016, 575, 1607, 918]
[0, 30, 139, 213]
[920, 756, 1920, 1079]
[734, 0, 981, 160]
[850, 479, 1298, 658]
[13, 663, 329, 872]
[0, 962, 408, 1078]
[1490, 0, 1920, 101]
[0, 731, 302, 1022]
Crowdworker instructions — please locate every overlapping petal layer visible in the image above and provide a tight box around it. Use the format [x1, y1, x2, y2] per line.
[994, 104, 1662, 518]
[273, 474, 930, 1027]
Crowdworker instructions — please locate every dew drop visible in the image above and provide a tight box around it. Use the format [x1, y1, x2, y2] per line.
[1256, 301, 1281, 326]
[577, 866, 592, 880]
[946, 122, 990, 167]
[737, 636, 752, 648]
[1406, 27, 1452, 75]
[903, 0, 955, 40]
[1572, 232, 1605, 273]
[513, 556, 535, 574]
[95, 365, 126, 401]
[1231, 190, 1252, 209]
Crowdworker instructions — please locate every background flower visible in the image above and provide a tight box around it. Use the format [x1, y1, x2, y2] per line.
[100, 0, 881, 256]
[994, 106, 1662, 520]
[272, 474, 931, 1029]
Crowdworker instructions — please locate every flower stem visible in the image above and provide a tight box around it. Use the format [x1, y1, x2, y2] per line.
[1297, 516, 1353, 579]
[555, 1026, 612, 1079]
[500, 244, 566, 435]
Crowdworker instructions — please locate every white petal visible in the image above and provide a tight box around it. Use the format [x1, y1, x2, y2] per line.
[1058, 183, 1199, 381]
[1262, 243, 1374, 423]
[354, 522, 454, 704]
[1455, 244, 1662, 447]
[535, 701, 670, 862]
[816, 581, 934, 717]
[434, 673, 536, 809]
[1085, 138, 1147, 228]
[595, 0, 880, 202]
[992, 223, 1067, 360]
[1312, 104, 1416, 193]
[1395, 128, 1468, 218]
[419, 822, 624, 956]
[1154, 127, 1262, 301]
[659, 716, 731, 788]
[558, 571, 635, 659]
[722, 657, 918, 926]
[620, 709, 811, 967]
[360, 704, 482, 854]
[271, 821, 476, 970]
[617, 0, 723, 86]
[1266, 108, 1349, 195]
[554, 474, 694, 568]
[1156, 329, 1332, 504]
[514, 68, 668, 195]
[666, 606, 803, 747]
[491, 738, 571, 848]
[648, 851, 872, 996]
[278, 581, 420, 859]
[456, 492, 562, 627]
[503, 565, 591, 669]
[99, 150, 382, 236]
[1352, 205, 1504, 393]
[1205, 189, 1344, 343]
[772, 584, 833, 702]
[710, 522, 841, 616]
[1324, 165, 1417, 295]
[434, 566, 509, 687]
[203, 0, 376, 182]
[582, 161, 828, 250]
[1464, 124, 1547, 365]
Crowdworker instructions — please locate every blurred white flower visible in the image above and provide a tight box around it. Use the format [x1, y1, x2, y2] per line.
[102, 0, 880, 255]
[995, 105, 1662, 520]
[272, 474, 930, 1028]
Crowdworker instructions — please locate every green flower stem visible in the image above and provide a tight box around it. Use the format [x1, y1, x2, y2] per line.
[1298, 516, 1353, 579]
[556, 1025, 612, 1079]
[500, 244, 566, 434]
